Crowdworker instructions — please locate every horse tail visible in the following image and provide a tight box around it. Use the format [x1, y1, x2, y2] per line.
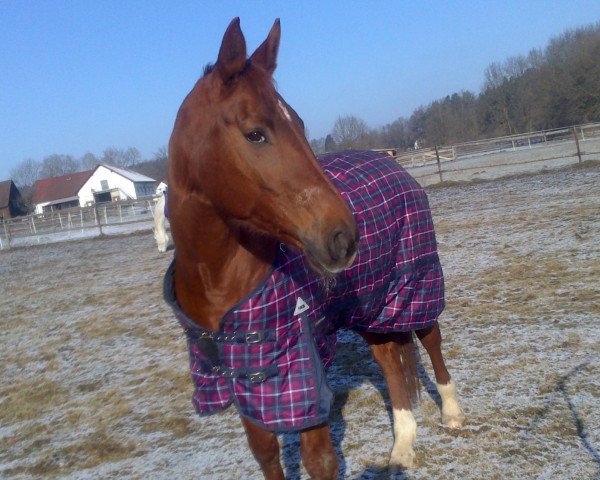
[398, 333, 420, 407]
[153, 194, 169, 252]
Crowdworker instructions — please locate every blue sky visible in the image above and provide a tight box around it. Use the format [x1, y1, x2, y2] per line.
[1, 1, 600, 180]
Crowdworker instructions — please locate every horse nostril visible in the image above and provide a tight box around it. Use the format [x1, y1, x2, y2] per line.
[329, 228, 357, 263]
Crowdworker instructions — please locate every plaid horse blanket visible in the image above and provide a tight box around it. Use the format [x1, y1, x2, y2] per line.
[164, 150, 445, 432]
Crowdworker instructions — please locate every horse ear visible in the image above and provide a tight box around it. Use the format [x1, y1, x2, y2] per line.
[216, 17, 247, 82]
[250, 19, 281, 75]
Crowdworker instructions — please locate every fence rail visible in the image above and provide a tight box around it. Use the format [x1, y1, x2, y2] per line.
[394, 122, 600, 185]
[0, 197, 161, 250]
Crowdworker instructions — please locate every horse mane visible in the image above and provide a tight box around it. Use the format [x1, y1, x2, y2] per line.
[202, 63, 215, 77]
[202, 59, 256, 79]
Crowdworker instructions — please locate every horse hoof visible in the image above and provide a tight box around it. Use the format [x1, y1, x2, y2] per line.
[442, 412, 465, 429]
[389, 448, 416, 469]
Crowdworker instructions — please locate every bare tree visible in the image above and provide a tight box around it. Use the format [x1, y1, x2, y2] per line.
[80, 152, 99, 170]
[152, 146, 168, 163]
[309, 137, 325, 154]
[324, 134, 336, 152]
[39, 154, 78, 179]
[10, 158, 41, 188]
[101, 147, 141, 168]
[331, 115, 370, 150]
[101, 147, 121, 165]
[123, 147, 141, 166]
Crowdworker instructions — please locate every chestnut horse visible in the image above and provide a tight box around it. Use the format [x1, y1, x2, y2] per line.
[166, 18, 464, 479]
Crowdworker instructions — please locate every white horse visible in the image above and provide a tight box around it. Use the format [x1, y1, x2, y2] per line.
[153, 188, 169, 253]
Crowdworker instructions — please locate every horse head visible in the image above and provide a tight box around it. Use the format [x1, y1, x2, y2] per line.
[168, 18, 358, 274]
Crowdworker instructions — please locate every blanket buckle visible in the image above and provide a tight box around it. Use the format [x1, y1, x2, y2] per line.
[245, 331, 263, 344]
[248, 371, 266, 383]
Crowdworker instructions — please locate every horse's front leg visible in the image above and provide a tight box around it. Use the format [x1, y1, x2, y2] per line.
[241, 417, 285, 480]
[361, 332, 419, 469]
[299, 423, 338, 480]
[415, 323, 465, 428]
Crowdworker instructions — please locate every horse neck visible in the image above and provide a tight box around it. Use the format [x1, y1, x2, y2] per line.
[173, 199, 277, 331]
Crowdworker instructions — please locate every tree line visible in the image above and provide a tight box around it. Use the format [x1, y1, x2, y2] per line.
[10, 146, 169, 188]
[311, 22, 600, 153]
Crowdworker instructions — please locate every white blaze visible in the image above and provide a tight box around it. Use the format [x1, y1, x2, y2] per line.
[278, 99, 292, 122]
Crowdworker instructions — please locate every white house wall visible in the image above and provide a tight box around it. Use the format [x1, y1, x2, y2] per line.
[35, 201, 51, 215]
[78, 166, 139, 206]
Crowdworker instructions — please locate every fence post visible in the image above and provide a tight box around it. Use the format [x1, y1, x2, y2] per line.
[94, 203, 103, 236]
[4, 220, 11, 249]
[2, 219, 10, 248]
[572, 127, 582, 163]
[435, 146, 443, 183]
[31, 216, 39, 243]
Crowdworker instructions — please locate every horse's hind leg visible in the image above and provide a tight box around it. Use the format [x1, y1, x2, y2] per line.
[361, 331, 419, 469]
[299, 424, 338, 479]
[415, 323, 465, 428]
[241, 417, 285, 480]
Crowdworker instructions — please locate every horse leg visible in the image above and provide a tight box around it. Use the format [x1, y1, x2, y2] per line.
[299, 424, 338, 480]
[153, 194, 168, 252]
[361, 332, 419, 469]
[415, 323, 465, 428]
[241, 417, 285, 480]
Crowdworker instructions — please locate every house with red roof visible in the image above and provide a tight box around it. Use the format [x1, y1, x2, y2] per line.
[32, 165, 157, 214]
[32, 170, 94, 214]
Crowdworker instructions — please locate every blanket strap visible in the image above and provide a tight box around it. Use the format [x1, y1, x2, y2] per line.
[190, 331, 279, 384]
[188, 329, 275, 344]
[209, 364, 279, 384]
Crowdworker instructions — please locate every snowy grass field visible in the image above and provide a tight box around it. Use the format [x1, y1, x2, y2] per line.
[1, 162, 599, 479]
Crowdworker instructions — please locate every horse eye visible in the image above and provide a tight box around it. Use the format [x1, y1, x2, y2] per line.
[245, 130, 267, 144]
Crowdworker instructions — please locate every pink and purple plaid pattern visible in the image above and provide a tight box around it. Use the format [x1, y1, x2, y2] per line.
[165, 150, 445, 432]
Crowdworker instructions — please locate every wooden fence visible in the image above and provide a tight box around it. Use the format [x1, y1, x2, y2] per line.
[394, 122, 600, 185]
[0, 197, 161, 250]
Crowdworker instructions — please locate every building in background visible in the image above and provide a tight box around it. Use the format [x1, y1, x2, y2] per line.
[0, 180, 26, 220]
[32, 165, 157, 214]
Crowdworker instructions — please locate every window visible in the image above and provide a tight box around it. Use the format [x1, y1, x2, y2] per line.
[100, 180, 109, 190]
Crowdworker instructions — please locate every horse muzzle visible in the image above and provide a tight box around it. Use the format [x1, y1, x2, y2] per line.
[303, 222, 359, 275]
